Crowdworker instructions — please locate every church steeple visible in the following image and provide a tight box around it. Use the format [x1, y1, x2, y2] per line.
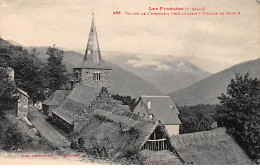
[73, 13, 112, 90]
[83, 12, 102, 67]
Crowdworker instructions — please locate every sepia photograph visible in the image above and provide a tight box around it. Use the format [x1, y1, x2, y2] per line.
[0, 0, 259, 165]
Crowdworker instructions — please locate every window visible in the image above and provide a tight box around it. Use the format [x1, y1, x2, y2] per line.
[93, 72, 101, 81]
[75, 72, 79, 80]
[149, 114, 154, 119]
[88, 50, 91, 54]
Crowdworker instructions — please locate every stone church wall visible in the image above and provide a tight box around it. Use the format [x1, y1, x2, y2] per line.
[81, 69, 112, 89]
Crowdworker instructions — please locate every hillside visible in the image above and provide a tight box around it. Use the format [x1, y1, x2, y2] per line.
[24, 46, 212, 93]
[0, 38, 13, 47]
[39, 58, 162, 98]
[1, 39, 161, 98]
[169, 58, 260, 106]
[117, 60, 211, 93]
[106, 62, 162, 98]
[100, 51, 213, 93]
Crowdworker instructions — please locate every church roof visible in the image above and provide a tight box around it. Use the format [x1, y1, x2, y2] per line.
[75, 60, 111, 69]
[76, 13, 111, 70]
[52, 85, 102, 124]
[137, 95, 181, 125]
[42, 90, 70, 106]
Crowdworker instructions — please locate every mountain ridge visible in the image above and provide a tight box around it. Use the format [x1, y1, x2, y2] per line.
[169, 58, 260, 106]
[0, 38, 162, 98]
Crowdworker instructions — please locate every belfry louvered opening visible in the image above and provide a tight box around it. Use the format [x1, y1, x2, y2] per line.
[93, 72, 101, 81]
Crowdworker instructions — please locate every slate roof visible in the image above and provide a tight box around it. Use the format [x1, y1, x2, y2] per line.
[74, 15, 111, 70]
[74, 60, 111, 70]
[139, 95, 181, 125]
[170, 127, 253, 165]
[52, 85, 102, 125]
[42, 90, 70, 106]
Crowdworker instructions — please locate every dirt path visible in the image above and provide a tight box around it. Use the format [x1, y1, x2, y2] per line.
[28, 107, 71, 148]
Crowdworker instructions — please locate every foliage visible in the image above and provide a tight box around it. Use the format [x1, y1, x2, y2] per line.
[7, 47, 47, 102]
[44, 45, 68, 94]
[0, 68, 16, 116]
[118, 151, 145, 165]
[215, 73, 260, 160]
[111, 94, 136, 111]
[178, 104, 216, 134]
[0, 117, 59, 152]
[0, 118, 26, 151]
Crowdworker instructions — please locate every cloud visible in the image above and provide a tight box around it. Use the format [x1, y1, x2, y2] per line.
[0, 0, 259, 65]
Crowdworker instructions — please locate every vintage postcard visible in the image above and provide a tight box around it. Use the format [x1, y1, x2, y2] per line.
[0, 0, 259, 165]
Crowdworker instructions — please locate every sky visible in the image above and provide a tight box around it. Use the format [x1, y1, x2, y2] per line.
[0, 0, 259, 66]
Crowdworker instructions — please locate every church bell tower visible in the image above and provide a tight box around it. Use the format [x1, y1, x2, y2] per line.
[73, 13, 112, 90]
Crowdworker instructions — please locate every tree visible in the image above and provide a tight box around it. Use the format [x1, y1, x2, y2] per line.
[9, 48, 47, 102]
[215, 73, 260, 160]
[0, 68, 16, 116]
[178, 104, 216, 134]
[44, 45, 68, 94]
[111, 94, 136, 111]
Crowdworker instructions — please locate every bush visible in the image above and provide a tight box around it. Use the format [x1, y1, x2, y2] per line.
[215, 73, 260, 160]
[178, 104, 216, 133]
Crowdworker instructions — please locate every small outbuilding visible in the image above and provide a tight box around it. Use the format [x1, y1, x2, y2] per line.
[13, 88, 30, 119]
[42, 90, 70, 117]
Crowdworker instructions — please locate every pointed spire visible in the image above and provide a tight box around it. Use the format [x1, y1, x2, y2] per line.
[83, 11, 102, 67]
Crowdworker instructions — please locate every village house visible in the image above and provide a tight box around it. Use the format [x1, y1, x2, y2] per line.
[42, 90, 70, 116]
[133, 95, 181, 136]
[0, 46, 30, 119]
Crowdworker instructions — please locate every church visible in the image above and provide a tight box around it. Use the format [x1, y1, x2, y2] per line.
[51, 14, 115, 133]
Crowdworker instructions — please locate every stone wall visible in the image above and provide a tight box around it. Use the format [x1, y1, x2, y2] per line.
[17, 93, 28, 119]
[74, 87, 118, 132]
[73, 68, 112, 90]
[43, 105, 59, 117]
[52, 113, 74, 133]
[81, 69, 112, 89]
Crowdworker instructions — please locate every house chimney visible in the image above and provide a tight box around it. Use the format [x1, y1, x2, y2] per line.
[70, 80, 74, 90]
[147, 100, 151, 109]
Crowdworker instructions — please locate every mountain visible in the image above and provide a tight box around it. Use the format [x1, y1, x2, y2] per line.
[112, 59, 211, 93]
[169, 58, 260, 106]
[102, 51, 212, 93]
[0, 38, 13, 47]
[106, 62, 162, 97]
[25, 46, 211, 93]
[1, 39, 161, 98]
[7, 40, 23, 47]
